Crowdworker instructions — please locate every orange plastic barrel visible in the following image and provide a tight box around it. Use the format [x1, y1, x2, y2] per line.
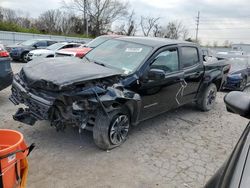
[0, 129, 29, 188]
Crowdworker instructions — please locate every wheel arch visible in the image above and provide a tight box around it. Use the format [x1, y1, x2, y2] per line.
[93, 88, 142, 126]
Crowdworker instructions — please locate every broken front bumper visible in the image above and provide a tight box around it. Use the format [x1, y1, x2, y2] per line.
[9, 78, 54, 125]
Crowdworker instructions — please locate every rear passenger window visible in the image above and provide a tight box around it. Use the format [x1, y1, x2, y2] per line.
[47, 41, 57, 46]
[181, 47, 199, 68]
[36, 41, 47, 47]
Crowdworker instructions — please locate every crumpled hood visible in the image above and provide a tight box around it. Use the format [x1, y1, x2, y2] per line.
[22, 57, 122, 89]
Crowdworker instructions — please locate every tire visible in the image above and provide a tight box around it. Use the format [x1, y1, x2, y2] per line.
[93, 107, 130, 150]
[197, 83, 217, 111]
[21, 52, 29, 63]
[239, 77, 247, 91]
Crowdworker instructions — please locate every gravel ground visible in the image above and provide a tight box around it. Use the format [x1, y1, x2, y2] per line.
[0, 62, 249, 188]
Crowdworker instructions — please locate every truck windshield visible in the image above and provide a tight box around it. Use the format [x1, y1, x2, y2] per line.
[85, 39, 152, 74]
[87, 36, 111, 48]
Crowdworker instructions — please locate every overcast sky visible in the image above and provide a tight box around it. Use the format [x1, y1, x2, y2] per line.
[1, 0, 250, 45]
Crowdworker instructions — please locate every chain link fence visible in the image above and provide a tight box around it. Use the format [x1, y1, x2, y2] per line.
[0, 30, 91, 45]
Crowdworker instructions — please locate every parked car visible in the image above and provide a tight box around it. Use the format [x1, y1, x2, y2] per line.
[0, 44, 13, 91]
[27, 42, 81, 61]
[223, 58, 250, 91]
[55, 35, 120, 58]
[6, 39, 57, 62]
[205, 91, 250, 188]
[9, 37, 230, 150]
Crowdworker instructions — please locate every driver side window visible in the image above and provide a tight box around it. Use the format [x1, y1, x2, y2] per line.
[35, 41, 47, 47]
[150, 48, 179, 73]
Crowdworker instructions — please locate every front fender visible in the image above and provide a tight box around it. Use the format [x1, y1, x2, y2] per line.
[88, 86, 142, 125]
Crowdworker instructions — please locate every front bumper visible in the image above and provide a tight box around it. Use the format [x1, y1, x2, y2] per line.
[9, 78, 54, 125]
[27, 53, 33, 61]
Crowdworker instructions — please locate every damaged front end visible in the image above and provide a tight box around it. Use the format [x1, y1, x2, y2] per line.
[10, 66, 140, 132]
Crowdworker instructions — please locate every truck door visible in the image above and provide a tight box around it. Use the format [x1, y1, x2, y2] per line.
[138, 46, 184, 121]
[179, 46, 204, 103]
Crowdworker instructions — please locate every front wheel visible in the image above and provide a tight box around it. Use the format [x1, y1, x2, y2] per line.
[93, 107, 130, 150]
[197, 83, 217, 111]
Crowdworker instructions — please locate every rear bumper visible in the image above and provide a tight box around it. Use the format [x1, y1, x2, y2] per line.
[0, 72, 13, 91]
[10, 52, 21, 60]
[9, 78, 54, 124]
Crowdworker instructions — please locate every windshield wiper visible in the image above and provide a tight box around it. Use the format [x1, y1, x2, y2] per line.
[94, 61, 106, 67]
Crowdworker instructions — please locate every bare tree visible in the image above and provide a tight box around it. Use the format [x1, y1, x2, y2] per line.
[116, 10, 137, 36]
[0, 7, 4, 21]
[17, 17, 31, 28]
[36, 9, 63, 33]
[163, 20, 189, 40]
[62, 0, 129, 36]
[213, 41, 218, 47]
[153, 24, 163, 37]
[140, 16, 160, 36]
[0, 7, 18, 23]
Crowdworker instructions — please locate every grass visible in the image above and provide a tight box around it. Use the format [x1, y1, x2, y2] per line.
[0, 21, 92, 38]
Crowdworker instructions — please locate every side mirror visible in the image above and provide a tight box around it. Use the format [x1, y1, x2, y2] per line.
[33, 44, 38, 49]
[202, 55, 207, 61]
[224, 91, 250, 119]
[148, 68, 165, 81]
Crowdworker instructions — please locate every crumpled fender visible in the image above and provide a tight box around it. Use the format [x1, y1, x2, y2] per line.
[88, 86, 142, 125]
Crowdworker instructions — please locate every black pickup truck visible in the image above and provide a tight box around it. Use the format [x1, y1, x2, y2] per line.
[9, 37, 230, 150]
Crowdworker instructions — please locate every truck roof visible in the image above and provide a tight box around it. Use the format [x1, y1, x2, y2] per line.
[117, 36, 196, 48]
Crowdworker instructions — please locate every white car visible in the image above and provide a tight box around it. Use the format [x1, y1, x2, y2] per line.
[27, 42, 81, 61]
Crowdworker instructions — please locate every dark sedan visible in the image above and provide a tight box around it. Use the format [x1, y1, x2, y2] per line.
[0, 44, 13, 91]
[223, 57, 250, 91]
[6, 39, 57, 62]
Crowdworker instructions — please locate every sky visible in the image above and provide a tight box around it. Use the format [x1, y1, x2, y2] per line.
[1, 0, 250, 45]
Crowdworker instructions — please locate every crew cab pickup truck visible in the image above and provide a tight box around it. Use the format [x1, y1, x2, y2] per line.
[9, 37, 230, 150]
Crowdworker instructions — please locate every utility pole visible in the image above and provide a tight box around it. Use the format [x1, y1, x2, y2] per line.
[195, 11, 200, 43]
[84, 0, 88, 36]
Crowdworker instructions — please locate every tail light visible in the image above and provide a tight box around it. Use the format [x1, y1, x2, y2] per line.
[0, 50, 9, 57]
[75, 52, 85, 58]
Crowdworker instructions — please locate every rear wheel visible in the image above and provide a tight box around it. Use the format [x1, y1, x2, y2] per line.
[93, 107, 130, 150]
[197, 83, 217, 111]
[21, 52, 28, 63]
